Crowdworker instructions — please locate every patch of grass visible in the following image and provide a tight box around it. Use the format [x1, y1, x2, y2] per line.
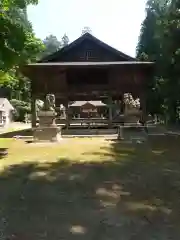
[0, 138, 119, 171]
[0, 138, 14, 148]
[0, 136, 179, 239]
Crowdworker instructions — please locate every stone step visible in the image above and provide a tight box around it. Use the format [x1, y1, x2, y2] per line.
[147, 125, 166, 134]
[62, 128, 117, 135]
[118, 126, 147, 140]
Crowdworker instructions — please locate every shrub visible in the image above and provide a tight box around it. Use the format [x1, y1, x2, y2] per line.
[10, 99, 31, 122]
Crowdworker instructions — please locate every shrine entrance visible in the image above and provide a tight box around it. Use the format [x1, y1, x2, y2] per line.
[22, 33, 154, 132]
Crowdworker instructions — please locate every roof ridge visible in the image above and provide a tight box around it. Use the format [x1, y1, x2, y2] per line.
[40, 33, 136, 63]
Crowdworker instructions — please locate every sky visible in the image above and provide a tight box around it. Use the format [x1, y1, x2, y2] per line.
[27, 0, 147, 57]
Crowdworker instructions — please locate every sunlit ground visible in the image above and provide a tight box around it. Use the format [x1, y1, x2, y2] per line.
[0, 136, 180, 239]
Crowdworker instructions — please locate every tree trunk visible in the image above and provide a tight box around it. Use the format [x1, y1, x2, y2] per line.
[168, 100, 177, 124]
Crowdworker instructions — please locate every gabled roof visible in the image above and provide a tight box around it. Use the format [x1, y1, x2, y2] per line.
[40, 33, 136, 63]
[0, 98, 14, 111]
[70, 101, 106, 107]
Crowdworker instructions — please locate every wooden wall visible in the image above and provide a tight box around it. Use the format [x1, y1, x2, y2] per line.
[31, 65, 148, 100]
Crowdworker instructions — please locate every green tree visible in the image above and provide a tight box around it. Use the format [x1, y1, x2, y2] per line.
[0, 0, 44, 70]
[0, 0, 44, 114]
[136, 0, 180, 123]
[41, 34, 61, 57]
[10, 99, 31, 121]
[61, 33, 69, 47]
[137, 0, 164, 116]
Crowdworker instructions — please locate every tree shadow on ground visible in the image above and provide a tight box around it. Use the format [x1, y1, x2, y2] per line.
[0, 148, 8, 159]
[0, 136, 180, 239]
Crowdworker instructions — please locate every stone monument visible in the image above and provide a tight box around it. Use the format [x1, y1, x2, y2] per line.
[117, 93, 142, 140]
[60, 104, 66, 119]
[123, 93, 141, 125]
[33, 94, 62, 142]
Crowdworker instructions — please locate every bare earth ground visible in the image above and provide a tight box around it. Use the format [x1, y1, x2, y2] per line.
[0, 136, 180, 239]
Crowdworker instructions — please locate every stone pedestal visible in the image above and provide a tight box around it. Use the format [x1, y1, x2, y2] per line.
[33, 110, 62, 142]
[117, 125, 124, 140]
[124, 109, 141, 125]
[33, 126, 62, 142]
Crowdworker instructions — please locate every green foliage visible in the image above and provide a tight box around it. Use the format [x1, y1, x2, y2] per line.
[1, 0, 38, 10]
[0, 69, 19, 99]
[0, 0, 44, 116]
[40, 33, 70, 58]
[41, 35, 61, 58]
[0, 69, 31, 102]
[0, 70, 17, 86]
[10, 99, 30, 121]
[61, 34, 69, 47]
[137, 0, 180, 123]
[0, 0, 44, 70]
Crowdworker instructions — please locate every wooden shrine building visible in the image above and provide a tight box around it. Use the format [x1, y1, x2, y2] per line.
[22, 33, 154, 127]
[70, 101, 107, 118]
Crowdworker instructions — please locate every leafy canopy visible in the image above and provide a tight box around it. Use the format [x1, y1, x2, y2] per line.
[137, 0, 180, 122]
[0, 0, 44, 70]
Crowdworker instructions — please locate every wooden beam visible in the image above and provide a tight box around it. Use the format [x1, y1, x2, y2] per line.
[64, 100, 69, 129]
[31, 95, 36, 128]
[140, 92, 147, 127]
[107, 95, 113, 127]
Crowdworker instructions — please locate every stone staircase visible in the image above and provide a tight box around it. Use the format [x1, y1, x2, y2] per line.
[62, 128, 117, 137]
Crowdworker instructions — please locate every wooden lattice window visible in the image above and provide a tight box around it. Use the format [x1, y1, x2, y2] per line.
[80, 50, 94, 61]
[85, 50, 93, 60]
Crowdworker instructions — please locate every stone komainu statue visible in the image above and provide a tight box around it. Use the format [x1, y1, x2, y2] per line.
[42, 94, 56, 111]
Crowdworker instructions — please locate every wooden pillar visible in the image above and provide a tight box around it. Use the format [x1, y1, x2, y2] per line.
[117, 95, 125, 140]
[31, 95, 36, 128]
[64, 100, 69, 129]
[140, 92, 148, 132]
[108, 95, 113, 127]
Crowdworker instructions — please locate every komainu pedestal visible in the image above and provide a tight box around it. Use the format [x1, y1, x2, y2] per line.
[33, 94, 62, 142]
[34, 127, 61, 142]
